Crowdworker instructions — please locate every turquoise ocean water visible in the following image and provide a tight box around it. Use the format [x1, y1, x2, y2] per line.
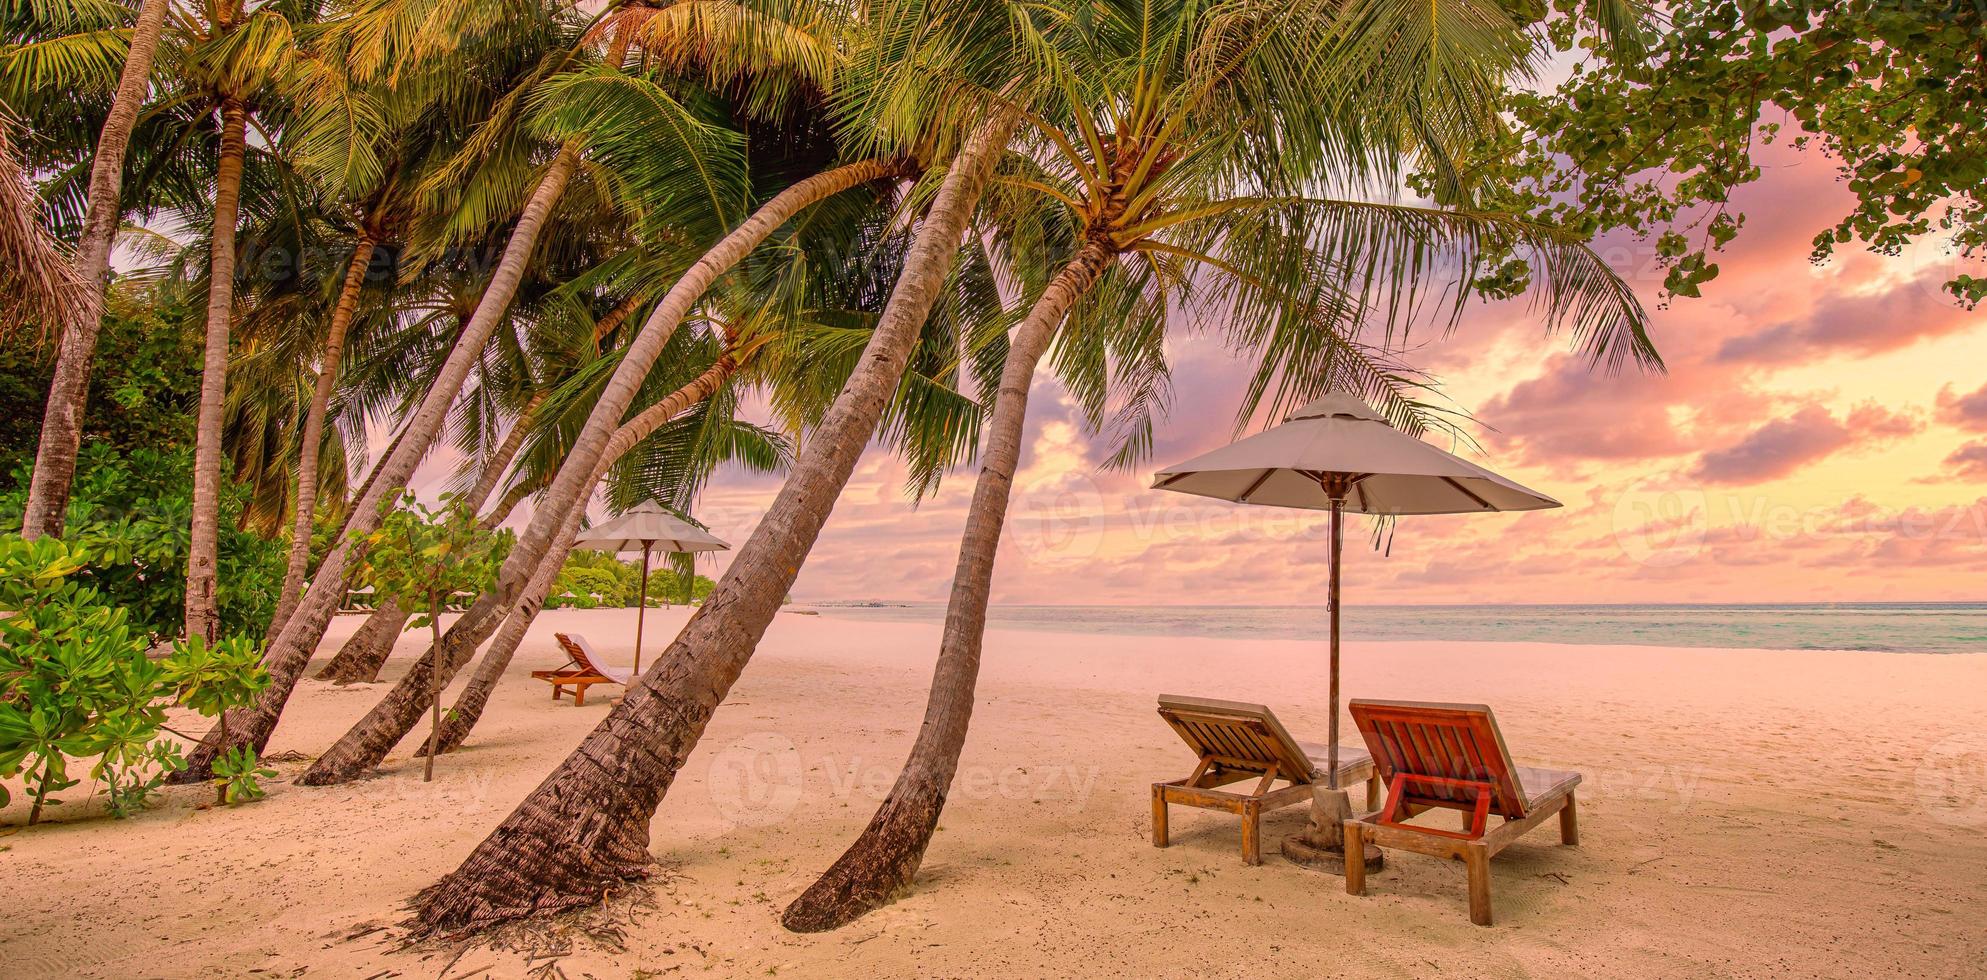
[805, 602, 1987, 654]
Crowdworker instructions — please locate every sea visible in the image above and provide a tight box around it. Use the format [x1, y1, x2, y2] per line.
[804, 601, 1987, 654]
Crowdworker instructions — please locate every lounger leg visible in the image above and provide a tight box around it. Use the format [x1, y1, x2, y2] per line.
[575, 684, 586, 707]
[1241, 800, 1262, 866]
[1464, 841, 1493, 926]
[1366, 772, 1382, 812]
[1559, 792, 1579, 845]
[1151, 785, 1169, 848]
[1343, 821, 1366, 895]
[552, 685, 562, 701]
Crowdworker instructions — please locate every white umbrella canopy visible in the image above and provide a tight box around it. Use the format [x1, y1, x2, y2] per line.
[1152, 393, 1560, 514]
[572, 501, 731, 554]
[571, 502, 730, 673]
[1151, 391, 1558, 867]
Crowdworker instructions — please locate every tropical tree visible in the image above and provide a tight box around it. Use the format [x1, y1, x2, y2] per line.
[411, 63, 1022, 939]
[784, 0, 1660, 930]
[17, 0, 170, 540]
[171, 4, 699, 777]
[176, 0, 336, 642]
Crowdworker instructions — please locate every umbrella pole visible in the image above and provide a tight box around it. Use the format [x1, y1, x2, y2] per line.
[1327, 494, 1342, 790]
[635, 536, 651, 675]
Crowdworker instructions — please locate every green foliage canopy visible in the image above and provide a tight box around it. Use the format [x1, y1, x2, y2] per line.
[1455, 0, 1987, 304]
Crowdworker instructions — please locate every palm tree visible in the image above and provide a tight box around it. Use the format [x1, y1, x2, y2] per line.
[421, 215, 1004, 757]
[783, 0, 1662, 929]
[409, 104, 1018, 934]
[172, 6, 703, 777]
[176, 0, 347, 642]
[19, 0, 170, 540]
[406, 0, 1031, 932]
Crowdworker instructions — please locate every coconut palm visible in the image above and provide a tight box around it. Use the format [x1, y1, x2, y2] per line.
[418, 202, 1002, 759]
[15, 0, 169, 540]
[172, 2, 748, 778]
[408, 0, 1030, 931]
[782, 0, 1662, 929]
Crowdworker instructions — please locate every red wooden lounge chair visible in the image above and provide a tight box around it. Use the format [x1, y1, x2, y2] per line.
[531, 633, 633, 706]
[1342, 699, 1581, 925]
[1151, 695, 1382, 866]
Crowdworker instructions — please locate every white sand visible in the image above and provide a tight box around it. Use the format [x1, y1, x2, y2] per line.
[6, 607, 1986, 978]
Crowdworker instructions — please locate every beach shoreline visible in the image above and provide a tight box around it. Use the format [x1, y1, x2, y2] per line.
[6, 607, 1986, 977]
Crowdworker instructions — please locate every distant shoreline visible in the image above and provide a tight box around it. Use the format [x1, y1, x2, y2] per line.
[796, 600, 1987, 655]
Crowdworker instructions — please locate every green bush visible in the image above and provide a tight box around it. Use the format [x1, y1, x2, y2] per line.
[554, 549, 715, 607]
[0, 536, 272, 824]
[0, 445, 285, 641]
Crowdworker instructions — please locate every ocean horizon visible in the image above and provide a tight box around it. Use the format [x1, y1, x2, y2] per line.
[800, 600, 1987, 655]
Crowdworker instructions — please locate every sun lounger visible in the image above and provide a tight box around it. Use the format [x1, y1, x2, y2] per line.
[1151, 695, 1382, 866]
[531, 632, 633, 706]
[1341, 699, 1581, 925]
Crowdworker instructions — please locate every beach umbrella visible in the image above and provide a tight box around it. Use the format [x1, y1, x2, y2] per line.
[1151, 392, 1558, 860]
[572, 502, 730, 673]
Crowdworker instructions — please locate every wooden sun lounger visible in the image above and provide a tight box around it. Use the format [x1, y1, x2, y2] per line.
[1342, 699, 1581, 926]
[1151, 695, 1382, 866]
[531, 633, 633, 706]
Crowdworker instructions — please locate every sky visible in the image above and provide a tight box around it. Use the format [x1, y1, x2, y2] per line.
[649, 133, 1987, 608]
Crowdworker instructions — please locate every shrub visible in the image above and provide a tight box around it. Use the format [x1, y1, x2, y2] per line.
[0, 536, 271, 824]
[0, 445, 285, 641]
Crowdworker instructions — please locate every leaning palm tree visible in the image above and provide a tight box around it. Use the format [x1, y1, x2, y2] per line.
[263, 0, 567, 639]
[171, 2, 726, 778]
[409, 0, 1029, 933]
[782, 0, 1662, 929]
[414, 203, 1000, 760]
[15, 0, 170, 539]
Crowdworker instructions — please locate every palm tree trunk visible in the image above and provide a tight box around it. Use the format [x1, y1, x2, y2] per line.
[172, 135, 588, 782]
[783, 243, 1114, 931]
[21, 0, 170, 540]
[422, 359, 737, 757]
[419, 508, 581, 757]
[314, 599, 408, 684]
[407, 114, 1014, 936]
[301, 358, 735, 783]
[183, 99, 251, 644]
[267, 238, 377, 642]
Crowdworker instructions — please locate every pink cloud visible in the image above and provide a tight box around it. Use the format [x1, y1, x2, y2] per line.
[1936, 383, 1987, 431]
[1939, 440, 1987, 480]
[1712, 272, 1979, 366]
[1690, 402, 1921, 484]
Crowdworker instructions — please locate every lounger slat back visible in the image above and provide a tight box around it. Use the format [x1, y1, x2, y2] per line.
[1151, 695, 1380, 865]
[1342, 699, 1582, 926]
[1354, 699, 1527, 818]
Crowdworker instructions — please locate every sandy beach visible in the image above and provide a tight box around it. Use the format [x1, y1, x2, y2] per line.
[6, 607, 1986, 978]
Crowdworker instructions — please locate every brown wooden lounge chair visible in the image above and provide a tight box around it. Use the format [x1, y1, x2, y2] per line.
[1341, 699, 1581, 925]
[1151, 695, 1382, 866]
[531, 633, 633, 706]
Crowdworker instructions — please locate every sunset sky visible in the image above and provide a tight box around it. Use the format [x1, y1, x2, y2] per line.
[681, 132, 1987, 607]
[447, 134, 1987, 608]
